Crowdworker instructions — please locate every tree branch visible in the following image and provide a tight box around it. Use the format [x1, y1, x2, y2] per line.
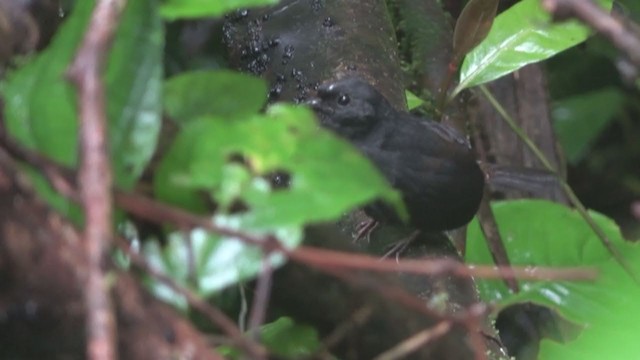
[542, 0, 640, 69]
[66, 1, 127, 359]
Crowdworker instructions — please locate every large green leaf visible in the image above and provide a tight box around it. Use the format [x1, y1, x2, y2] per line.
[154, 104, 405, 230]
[164, 70, 267, 124]
[3, 1, 92, 167]
[106, 0, 164, 189]
[160, 0, 279, 20]
[552, 88, 624, 164]
[143, 226, 301, 305]
[2, 0, 163, 215]
[2, 0, 93, 217]
[466, 200, 640, 359]
[455, 0, 613, 95]
[617, 0, 640, 22]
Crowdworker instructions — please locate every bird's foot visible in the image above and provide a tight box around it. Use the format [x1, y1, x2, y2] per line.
[353, 219, 379, 244]
[381, 230, 421, 261]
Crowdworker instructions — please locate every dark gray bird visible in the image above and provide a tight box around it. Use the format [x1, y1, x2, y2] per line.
[308, 77, 484, 231]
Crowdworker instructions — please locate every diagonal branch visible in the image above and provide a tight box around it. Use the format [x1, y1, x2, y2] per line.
[0, 132, 598, 284]
[542, 0, 640, 69]
[114, 237, 267, 359]
[1, 129, 598, 359]
[372, 321, 453, 360]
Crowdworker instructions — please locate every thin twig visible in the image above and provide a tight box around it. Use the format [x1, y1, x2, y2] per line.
[321, 306, 374, 352]
[247, 257, 273, 336]
[0, 132, 598, 285]
[115, 238, 267, 359]
[314, 262, 485, 359]
[480, 85, 640, 284]
[113, 188, 596, 282]
[479, 86, 554, 170]
[0, 134, 599, 283]
[465, 303, 490, 360]
[314, 265, 492, 360]
[238, 285, 249, 332]
[373, 321, 453, 360]
[290, 246, 596, 281]
[66, 1, 126, 359]
[114, 187, 597, 281]
[0, 134, 266, 356]
[542, 0, 640, 68]
[477, 186, 520, 292]
[471, 113, 519, 292]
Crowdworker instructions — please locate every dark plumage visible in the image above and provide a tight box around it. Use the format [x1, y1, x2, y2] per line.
[308, 77, 484, 231]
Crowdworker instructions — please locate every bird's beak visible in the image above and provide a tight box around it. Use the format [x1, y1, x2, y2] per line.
[305, 97, 334, 115]
[306, 98, 321, 109]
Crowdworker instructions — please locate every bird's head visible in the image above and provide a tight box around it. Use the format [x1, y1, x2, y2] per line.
[307, 77, 386, 139]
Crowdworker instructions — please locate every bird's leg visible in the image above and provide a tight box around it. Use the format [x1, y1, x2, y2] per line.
[353, 218, 379, 243]
[381, 230, 421, 260]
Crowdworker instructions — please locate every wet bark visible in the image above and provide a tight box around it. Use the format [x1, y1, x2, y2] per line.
[225, 1, 509, 358]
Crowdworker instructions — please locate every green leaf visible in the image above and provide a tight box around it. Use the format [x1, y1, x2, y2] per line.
[218, 317, 324, 358]
[3, 1, 93, 168]
[154, 104, 404, 230]
[552, 88, 624, 164]
[106, 0, 164, 189]
[259, 317, 322, 357]
[2, 0, 92, 218]
[466, 200, 640, 359]
[455, 0, 613, 94]
[617, 0, 640, 23]
[405, 90, 424, 110]
[143, 226, 301, 305]
[2, 0, 163, 215]
[452, 0, 499, 62]
[160, 0, 279, 20]
[164, 70, 267, 124]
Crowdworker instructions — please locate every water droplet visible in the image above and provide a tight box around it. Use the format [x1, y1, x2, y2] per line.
[323, 17, 334, 27]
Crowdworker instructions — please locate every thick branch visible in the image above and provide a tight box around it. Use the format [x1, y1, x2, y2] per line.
[66, 1, 126, 359]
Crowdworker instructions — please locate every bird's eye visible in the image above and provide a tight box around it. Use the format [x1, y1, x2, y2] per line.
[337, 93, 350, 105]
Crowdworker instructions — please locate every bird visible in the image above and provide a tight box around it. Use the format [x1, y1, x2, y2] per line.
[307, 77, 485, 232]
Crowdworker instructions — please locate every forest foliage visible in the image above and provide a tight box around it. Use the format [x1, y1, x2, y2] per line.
[2, 0, 640, 359]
